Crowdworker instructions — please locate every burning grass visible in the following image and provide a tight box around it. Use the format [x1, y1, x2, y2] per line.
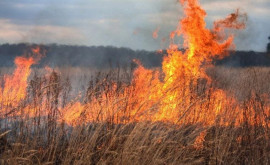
[0, 0, 270, 164]
[0, 65, 270, 164]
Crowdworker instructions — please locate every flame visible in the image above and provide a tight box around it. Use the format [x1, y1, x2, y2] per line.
[125, 0, 246, 124]
[60, 102, 85, 125]
[2, 0, 262, 129]
[0, 47, 42, 110]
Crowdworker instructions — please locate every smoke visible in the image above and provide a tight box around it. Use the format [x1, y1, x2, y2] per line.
[235, 18, 270, 52]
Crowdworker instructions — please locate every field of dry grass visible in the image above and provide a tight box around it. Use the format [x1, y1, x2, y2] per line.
[0, 66, 270, 164]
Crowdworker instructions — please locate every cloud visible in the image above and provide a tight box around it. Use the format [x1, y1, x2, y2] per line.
[0, 19, 85, 44]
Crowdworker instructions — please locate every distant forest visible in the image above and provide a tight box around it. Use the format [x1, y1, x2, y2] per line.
[0, 43, 269, 68]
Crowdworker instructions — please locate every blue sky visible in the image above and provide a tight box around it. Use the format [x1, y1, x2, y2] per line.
[0, 0, 269, 51]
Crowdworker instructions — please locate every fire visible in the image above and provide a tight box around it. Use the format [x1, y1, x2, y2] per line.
[0, 47, 42, 110]
[0, 57, 34, 106]
[126, 0, 246, 124]
[60, 102, 85, 125]
[3, 0, 264, 129]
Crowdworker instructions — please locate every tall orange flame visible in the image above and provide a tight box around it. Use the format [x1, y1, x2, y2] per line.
[0, 47, 42, 114]
[125, 0, 246, 124]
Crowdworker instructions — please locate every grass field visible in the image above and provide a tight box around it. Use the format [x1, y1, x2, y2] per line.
[0, 66, 270, 164]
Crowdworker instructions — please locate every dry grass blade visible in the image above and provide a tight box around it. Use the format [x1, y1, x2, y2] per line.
[0, 130, 11, 138]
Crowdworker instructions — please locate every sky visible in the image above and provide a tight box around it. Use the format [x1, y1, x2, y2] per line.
[0, 0, 269, 52]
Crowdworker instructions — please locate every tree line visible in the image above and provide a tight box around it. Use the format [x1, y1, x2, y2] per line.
[0, 43, 269, 68]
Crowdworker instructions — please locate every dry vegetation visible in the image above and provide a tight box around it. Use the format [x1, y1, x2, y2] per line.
[0, 66, 270, 165]
[0, 0, 268, 164]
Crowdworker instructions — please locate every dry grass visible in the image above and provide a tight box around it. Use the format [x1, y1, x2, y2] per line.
[0, 66, 270, 164]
